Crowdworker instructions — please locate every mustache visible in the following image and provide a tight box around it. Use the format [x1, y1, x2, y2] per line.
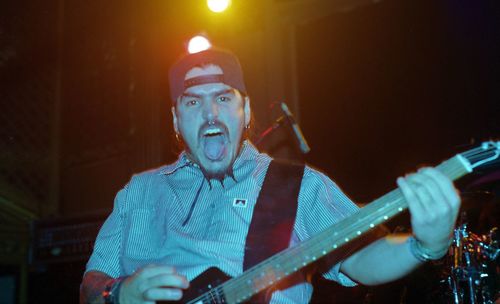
[197, 120, 229, 138]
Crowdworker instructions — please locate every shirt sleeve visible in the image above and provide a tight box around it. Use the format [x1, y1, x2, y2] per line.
[85, 185, 128, 278]
[294, 166, 360, 286]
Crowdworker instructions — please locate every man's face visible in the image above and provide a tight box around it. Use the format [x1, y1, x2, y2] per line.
[172, 64, 250, 178]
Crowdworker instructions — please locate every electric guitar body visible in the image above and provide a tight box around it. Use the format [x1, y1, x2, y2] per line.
[179, 268, 231, 303]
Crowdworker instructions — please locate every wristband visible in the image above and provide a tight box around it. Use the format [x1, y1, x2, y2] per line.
[103, 278, 124, 304]
[408, 236, 450, 262]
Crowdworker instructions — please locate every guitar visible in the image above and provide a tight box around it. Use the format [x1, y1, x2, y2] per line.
[168, 141, 500, 304]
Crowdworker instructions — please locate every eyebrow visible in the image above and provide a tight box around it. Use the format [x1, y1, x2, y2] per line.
[181, 88, 235, 99]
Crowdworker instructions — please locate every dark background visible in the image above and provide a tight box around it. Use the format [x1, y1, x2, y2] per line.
[1, 0, 499, 303]
[298, 0, 499, 202]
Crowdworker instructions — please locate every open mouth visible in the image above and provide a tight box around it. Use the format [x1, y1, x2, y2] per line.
[203, 128, 224, 137]
[201, 126, 228, 161]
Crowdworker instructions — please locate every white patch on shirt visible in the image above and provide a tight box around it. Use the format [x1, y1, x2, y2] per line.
[232, 198, 248, 208]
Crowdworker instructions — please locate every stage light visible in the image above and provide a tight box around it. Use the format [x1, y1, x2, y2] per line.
[188, 35, 212, 54]
[207, 0, 231, 13]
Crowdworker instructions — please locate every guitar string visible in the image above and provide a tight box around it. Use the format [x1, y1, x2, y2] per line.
[471, 152, 497, 164]
[462, 147, 494, 160]
[193, 165, 467, 303]
[461, 146, 483, 156]
[462, 144, 493, 156]
[209, 288, 216, 303]
[463, 144, 495, 156]
[464, 151, 493, 161]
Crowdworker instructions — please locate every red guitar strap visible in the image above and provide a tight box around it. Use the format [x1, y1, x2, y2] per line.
[243, 159, 305, 271]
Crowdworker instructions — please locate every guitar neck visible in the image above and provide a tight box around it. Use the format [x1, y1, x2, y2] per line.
[188, 155, 472, 304]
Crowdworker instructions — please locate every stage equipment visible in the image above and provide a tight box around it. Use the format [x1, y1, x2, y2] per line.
[28, 212, 108, 303]
[442, 217, 499, 304]
[255, 102, 311, 154]
[207, 0, 231, 13]
[30, 212, 107, 265]
[188, 35, 212, 54]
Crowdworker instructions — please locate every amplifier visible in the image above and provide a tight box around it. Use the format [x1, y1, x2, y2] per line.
[30, 211, 108, 264]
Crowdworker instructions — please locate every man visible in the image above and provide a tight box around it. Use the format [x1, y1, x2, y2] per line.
[80, 48, 460, 303]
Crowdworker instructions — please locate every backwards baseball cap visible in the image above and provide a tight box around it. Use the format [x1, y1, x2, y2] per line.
[168, 47, 247, 103]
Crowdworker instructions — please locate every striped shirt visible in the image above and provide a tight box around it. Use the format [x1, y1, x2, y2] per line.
[86, 141, 359, 303]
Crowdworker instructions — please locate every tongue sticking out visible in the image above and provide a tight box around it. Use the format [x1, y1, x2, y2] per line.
[203, 135, 226, 160]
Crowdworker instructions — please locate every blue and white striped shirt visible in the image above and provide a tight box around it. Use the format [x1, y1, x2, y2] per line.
[86, 141, 359, 303]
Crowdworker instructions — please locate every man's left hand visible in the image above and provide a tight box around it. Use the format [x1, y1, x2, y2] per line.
[397, 167, 461, 253]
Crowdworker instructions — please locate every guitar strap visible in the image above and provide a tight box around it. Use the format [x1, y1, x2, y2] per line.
[243, 159, 305, 271]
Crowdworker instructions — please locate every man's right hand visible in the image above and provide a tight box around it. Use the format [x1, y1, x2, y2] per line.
[120, 265, 189, 304]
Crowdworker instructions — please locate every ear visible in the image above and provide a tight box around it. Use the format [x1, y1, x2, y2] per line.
[171, 106, 179, 134]
[243, 96, 251, 128]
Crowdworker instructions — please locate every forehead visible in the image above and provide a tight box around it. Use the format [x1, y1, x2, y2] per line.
[182, 82, 234, 97]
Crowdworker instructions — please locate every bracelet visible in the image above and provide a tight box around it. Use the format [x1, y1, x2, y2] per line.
[103, 278, 125, 304]
[408, 236, 450, 262]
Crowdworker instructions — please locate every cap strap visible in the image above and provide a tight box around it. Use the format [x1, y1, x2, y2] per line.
[184, 74, 225, 89]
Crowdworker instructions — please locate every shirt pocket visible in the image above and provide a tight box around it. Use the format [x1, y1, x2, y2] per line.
[123, 208, 163, 259]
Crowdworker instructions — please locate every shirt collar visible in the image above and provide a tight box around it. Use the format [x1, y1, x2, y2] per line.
[158, 150, 191, 175]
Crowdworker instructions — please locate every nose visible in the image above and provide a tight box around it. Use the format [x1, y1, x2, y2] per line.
[202, 100, 219, 122]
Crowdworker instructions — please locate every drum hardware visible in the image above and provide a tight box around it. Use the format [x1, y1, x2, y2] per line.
[445, 217, 499, 304]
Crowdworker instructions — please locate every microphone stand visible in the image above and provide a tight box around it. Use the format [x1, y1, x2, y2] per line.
[254, 115, 286, 146]
[255, 102, 311, 154]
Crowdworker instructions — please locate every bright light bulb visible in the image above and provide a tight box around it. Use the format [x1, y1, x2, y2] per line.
[188, 36, 211, 54]
[207, 0, 231, 13]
